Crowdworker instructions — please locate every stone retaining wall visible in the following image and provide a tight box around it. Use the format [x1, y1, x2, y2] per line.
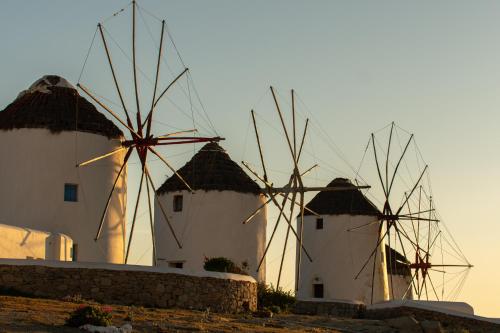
[0, 261, 256, 313]
[294, 300, 365, 318]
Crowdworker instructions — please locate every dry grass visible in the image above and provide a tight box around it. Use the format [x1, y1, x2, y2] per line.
[0, 295, 396, 332]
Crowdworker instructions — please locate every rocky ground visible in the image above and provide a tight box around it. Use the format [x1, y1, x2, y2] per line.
[0, 295, 496, 332]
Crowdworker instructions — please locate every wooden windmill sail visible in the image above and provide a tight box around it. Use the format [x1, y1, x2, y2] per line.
[242, 86, 369, 290]
[353, 122, 472, 303]
[75, 1, 222, 264]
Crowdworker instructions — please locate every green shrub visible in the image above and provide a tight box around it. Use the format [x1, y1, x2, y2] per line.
[66, 304, 113, 327]
[257, 283, 295, 312]
[203, 257, 248, 275]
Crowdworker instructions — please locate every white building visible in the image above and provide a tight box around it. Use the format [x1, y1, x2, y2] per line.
[296, 178, 389, 304]
[154, 142, 267, 282]
[0, 223, 73, 261]
[0, 75, 126, 264]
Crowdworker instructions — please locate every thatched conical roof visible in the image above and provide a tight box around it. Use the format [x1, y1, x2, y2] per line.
[157, 142, 261, 195]
[0, 75, 122, 139]
[386, 245, 411, 277]
[304, 178, 380, 216]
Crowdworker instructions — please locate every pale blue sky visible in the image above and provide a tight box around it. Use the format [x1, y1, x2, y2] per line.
[1, 1, 500, 317]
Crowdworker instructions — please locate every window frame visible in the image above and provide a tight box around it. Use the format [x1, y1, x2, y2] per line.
[313, 283, 324, 298]
[173, 194, 183, 212]
[64, 183, 78, 202]
[316, 217, 324, 230]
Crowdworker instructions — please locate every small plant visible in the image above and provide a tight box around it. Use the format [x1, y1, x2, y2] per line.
[257, 283, 296, 313]
[65, 304, 113, 327]
[203, 257, 248, 275]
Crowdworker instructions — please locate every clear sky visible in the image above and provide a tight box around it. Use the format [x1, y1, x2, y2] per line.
[1, 0, 499, 317]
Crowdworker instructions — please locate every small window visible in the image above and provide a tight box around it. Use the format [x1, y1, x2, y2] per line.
[173, 195, 183, 212]
[313, 283, 324, 298]
[64, 184, 78, 202]
[168, 261, 183, 269]
[316, 218, 324, 230]
[71, 244, 78, 262]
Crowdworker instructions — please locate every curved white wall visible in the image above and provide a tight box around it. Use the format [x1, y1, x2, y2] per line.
[297, 214, 389, 304]
[154, 190, 267, 282]
[0, 129, 126, 263]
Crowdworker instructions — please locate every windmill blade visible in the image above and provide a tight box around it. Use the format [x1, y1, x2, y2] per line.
[131, 1, 142, 129]
[387, 133, 414, 196]
[145, 19, 165, 138]
[77, 146, 129, 167]
[277, 175, 299, 288]
[250, 110, 270, 183]
[144, 166, 182, 249]
[145, 172, 157, 266]
[125, 168, 146, 264]
[347, 219, 380, 232]
[241, 161, 319, 216]
[77, 83, 139, 136]
[95, 148, 132, 241]
[395, 165, 429, 216]
[385, 122, 394, 193]
[355, 223, 389, 280]
[148, 147, 193, 192]
[256, 184, 294, 272]
[157, 129, 197, 138]
[242, 197, 273, 224]
[152, 68, 189, 108]
[97, 23, 133, 128]
[295, 176, 306, 291]
[371, 133, 388, 198]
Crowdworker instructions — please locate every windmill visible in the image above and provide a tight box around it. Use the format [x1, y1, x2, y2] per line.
[353, 122, 472, 303]
[242, 86, 369, 290]
[75, 1, 222, 264]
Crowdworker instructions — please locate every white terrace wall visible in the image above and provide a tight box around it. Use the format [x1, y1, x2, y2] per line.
[0, 259, 257, 313]
[0, 223, 72, 260]
[0, 129, 126, 264]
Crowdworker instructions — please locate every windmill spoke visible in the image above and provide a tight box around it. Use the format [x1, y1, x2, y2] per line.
[250, 110, 269, 183]
[148, 147, 193, 192]
[387, 134, 414, 196]
[427, 272, 440, 300]
[125, 168, 146, 264]
[144, 166, 182, 249]
[146, 19, 165, 138]
[277, 176, 298, 288]
[372, 133, 388, 197]
[295, 176, 306, 291]
[94, 148, 132, 241]
[152, 68, 189, 108]
[131, 1, 142, 131]
[77, 146, 129, 167]
[242, 197, 273, 224]
[145, 172, 156, 266]
[355, 223, 389, 280]
[157, 129, 197, 138]
[256, 179, 294, 272]
[97, 23, 133, 128]
[385, 122, 394, 194]
[395, 165, 428, 216]
[347, 219, 380, 232]
[77, 83, 139, 136]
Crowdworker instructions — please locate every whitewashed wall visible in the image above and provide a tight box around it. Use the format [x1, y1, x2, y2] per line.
[388, 274, 413, 300]
[0, 223, 72, 260]
[297, 214, 389, 304]
[0, 129, 126, 263]
[155, 190, 267, 282]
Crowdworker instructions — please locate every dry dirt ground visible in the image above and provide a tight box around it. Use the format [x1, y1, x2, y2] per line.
[0, 295, 401, 333]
